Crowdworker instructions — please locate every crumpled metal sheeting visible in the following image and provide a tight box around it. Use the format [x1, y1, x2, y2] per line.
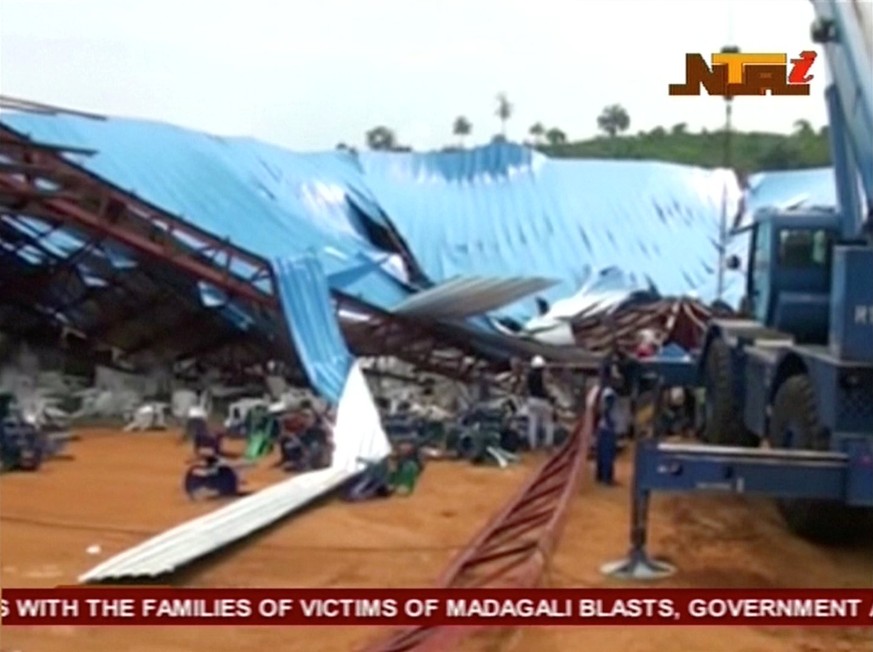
[2, 111, 837, 330]
[360, 147, 745, 319]
[273, 254, 354, 405]
[0, 113, 411, 312]
[78, 362, 391, 583]
[540, 268, 656, 322]
[392, 276, 557, 319]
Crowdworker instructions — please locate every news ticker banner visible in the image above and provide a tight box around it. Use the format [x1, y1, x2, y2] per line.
[1, 588, 872, 627]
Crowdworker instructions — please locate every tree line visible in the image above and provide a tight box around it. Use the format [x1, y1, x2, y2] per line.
[346, 94, 831, 172]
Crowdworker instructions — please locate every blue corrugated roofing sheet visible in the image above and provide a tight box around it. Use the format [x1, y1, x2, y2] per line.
[359, 145, 746, 313]
[273, 253, 353, 404]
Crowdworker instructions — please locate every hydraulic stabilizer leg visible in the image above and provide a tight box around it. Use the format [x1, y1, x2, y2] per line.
[600, 442, 676, 580]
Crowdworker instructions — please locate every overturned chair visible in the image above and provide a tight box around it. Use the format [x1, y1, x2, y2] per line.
[0, 393, 75, 472]
[453, 404, 521, 468]
[343, 444, 423, 502]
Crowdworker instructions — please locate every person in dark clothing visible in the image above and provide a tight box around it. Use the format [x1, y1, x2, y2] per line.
[277, 412, 309, 471]
[298, 405, 332, 469]
[525, 355, 554, 450]
[596, 383, 619, 485]
[277, 402, 333, 471]
[187, 412, 223, 462]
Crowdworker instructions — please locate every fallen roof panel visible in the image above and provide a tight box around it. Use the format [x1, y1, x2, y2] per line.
[273, 253, 354, 405]
[392, 276, 556, 319]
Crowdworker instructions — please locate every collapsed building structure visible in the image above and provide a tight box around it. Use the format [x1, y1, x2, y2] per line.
[0, 97, 839, 590]
[0, 99, 835, 400]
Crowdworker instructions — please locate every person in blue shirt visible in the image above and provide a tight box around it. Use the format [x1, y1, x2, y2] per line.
[596, 378, 620, 486]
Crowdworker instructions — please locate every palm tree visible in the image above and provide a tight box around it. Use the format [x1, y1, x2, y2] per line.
[453, 116, 472, 147]
[793, 119, 814, 137]
[529, 122, 545, 145]
[597, 104, 631, 137]
[365, 126, 398, 151]
[545, 127, 567, 146]
[495, 93, 513, 138]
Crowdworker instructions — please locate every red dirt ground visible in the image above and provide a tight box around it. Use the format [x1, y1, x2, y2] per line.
[1, 428, 871, 652]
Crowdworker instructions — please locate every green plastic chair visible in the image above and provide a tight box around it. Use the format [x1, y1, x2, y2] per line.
[244, 431, 271, 460]
[244, 410, 278, 461]
[390, 458, 421, 495]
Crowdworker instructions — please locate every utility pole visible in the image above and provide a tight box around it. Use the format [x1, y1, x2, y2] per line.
[716, 44, 739, 302]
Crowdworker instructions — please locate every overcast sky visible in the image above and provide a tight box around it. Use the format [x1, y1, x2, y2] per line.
[0, 0, 830, 151]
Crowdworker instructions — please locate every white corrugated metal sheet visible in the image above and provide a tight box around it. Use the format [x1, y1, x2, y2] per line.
[79, 362, 390, 583]
[392, 276, 556, 319]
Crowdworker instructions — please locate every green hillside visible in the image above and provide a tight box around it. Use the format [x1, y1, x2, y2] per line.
[366, 101, 835, 172]
[537, 123, 831, 172]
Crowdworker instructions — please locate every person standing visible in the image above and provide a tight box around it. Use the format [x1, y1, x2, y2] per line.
[526, 355, 555, 451]
[596, 382, 619, 485]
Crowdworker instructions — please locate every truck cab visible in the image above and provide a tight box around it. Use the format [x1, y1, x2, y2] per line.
[742, 208, 840, 343]
[703, 200, 873, 541]
[672, 0, 873, 545]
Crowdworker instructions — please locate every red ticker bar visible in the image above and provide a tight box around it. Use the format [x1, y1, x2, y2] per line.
[1, 588, 872, 627]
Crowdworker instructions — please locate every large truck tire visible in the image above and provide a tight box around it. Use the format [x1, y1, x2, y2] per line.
[770, 375, 871, 543]
[702, 339, 757, 447]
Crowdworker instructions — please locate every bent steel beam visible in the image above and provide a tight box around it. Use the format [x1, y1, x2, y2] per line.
[0, 126, 276, 307]
[360, 387, 598, 652]
[0, 176, 275, 307]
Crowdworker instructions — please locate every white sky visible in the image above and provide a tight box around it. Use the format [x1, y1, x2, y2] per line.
[0, 0, 831, 151]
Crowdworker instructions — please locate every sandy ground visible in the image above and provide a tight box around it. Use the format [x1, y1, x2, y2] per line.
[1, 428, 871, 652]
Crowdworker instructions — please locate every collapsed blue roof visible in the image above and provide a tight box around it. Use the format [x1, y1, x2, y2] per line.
[0, 112, 412, 311]
[360, 147, 746, 313]
[0, 111, 838, 328]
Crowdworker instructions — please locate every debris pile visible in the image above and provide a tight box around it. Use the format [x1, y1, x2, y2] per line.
[572, 297, 719, 355]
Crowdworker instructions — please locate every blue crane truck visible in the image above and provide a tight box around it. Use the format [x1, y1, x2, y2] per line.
[699, 0, 873, 542]
[604, 0, 873, 580]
